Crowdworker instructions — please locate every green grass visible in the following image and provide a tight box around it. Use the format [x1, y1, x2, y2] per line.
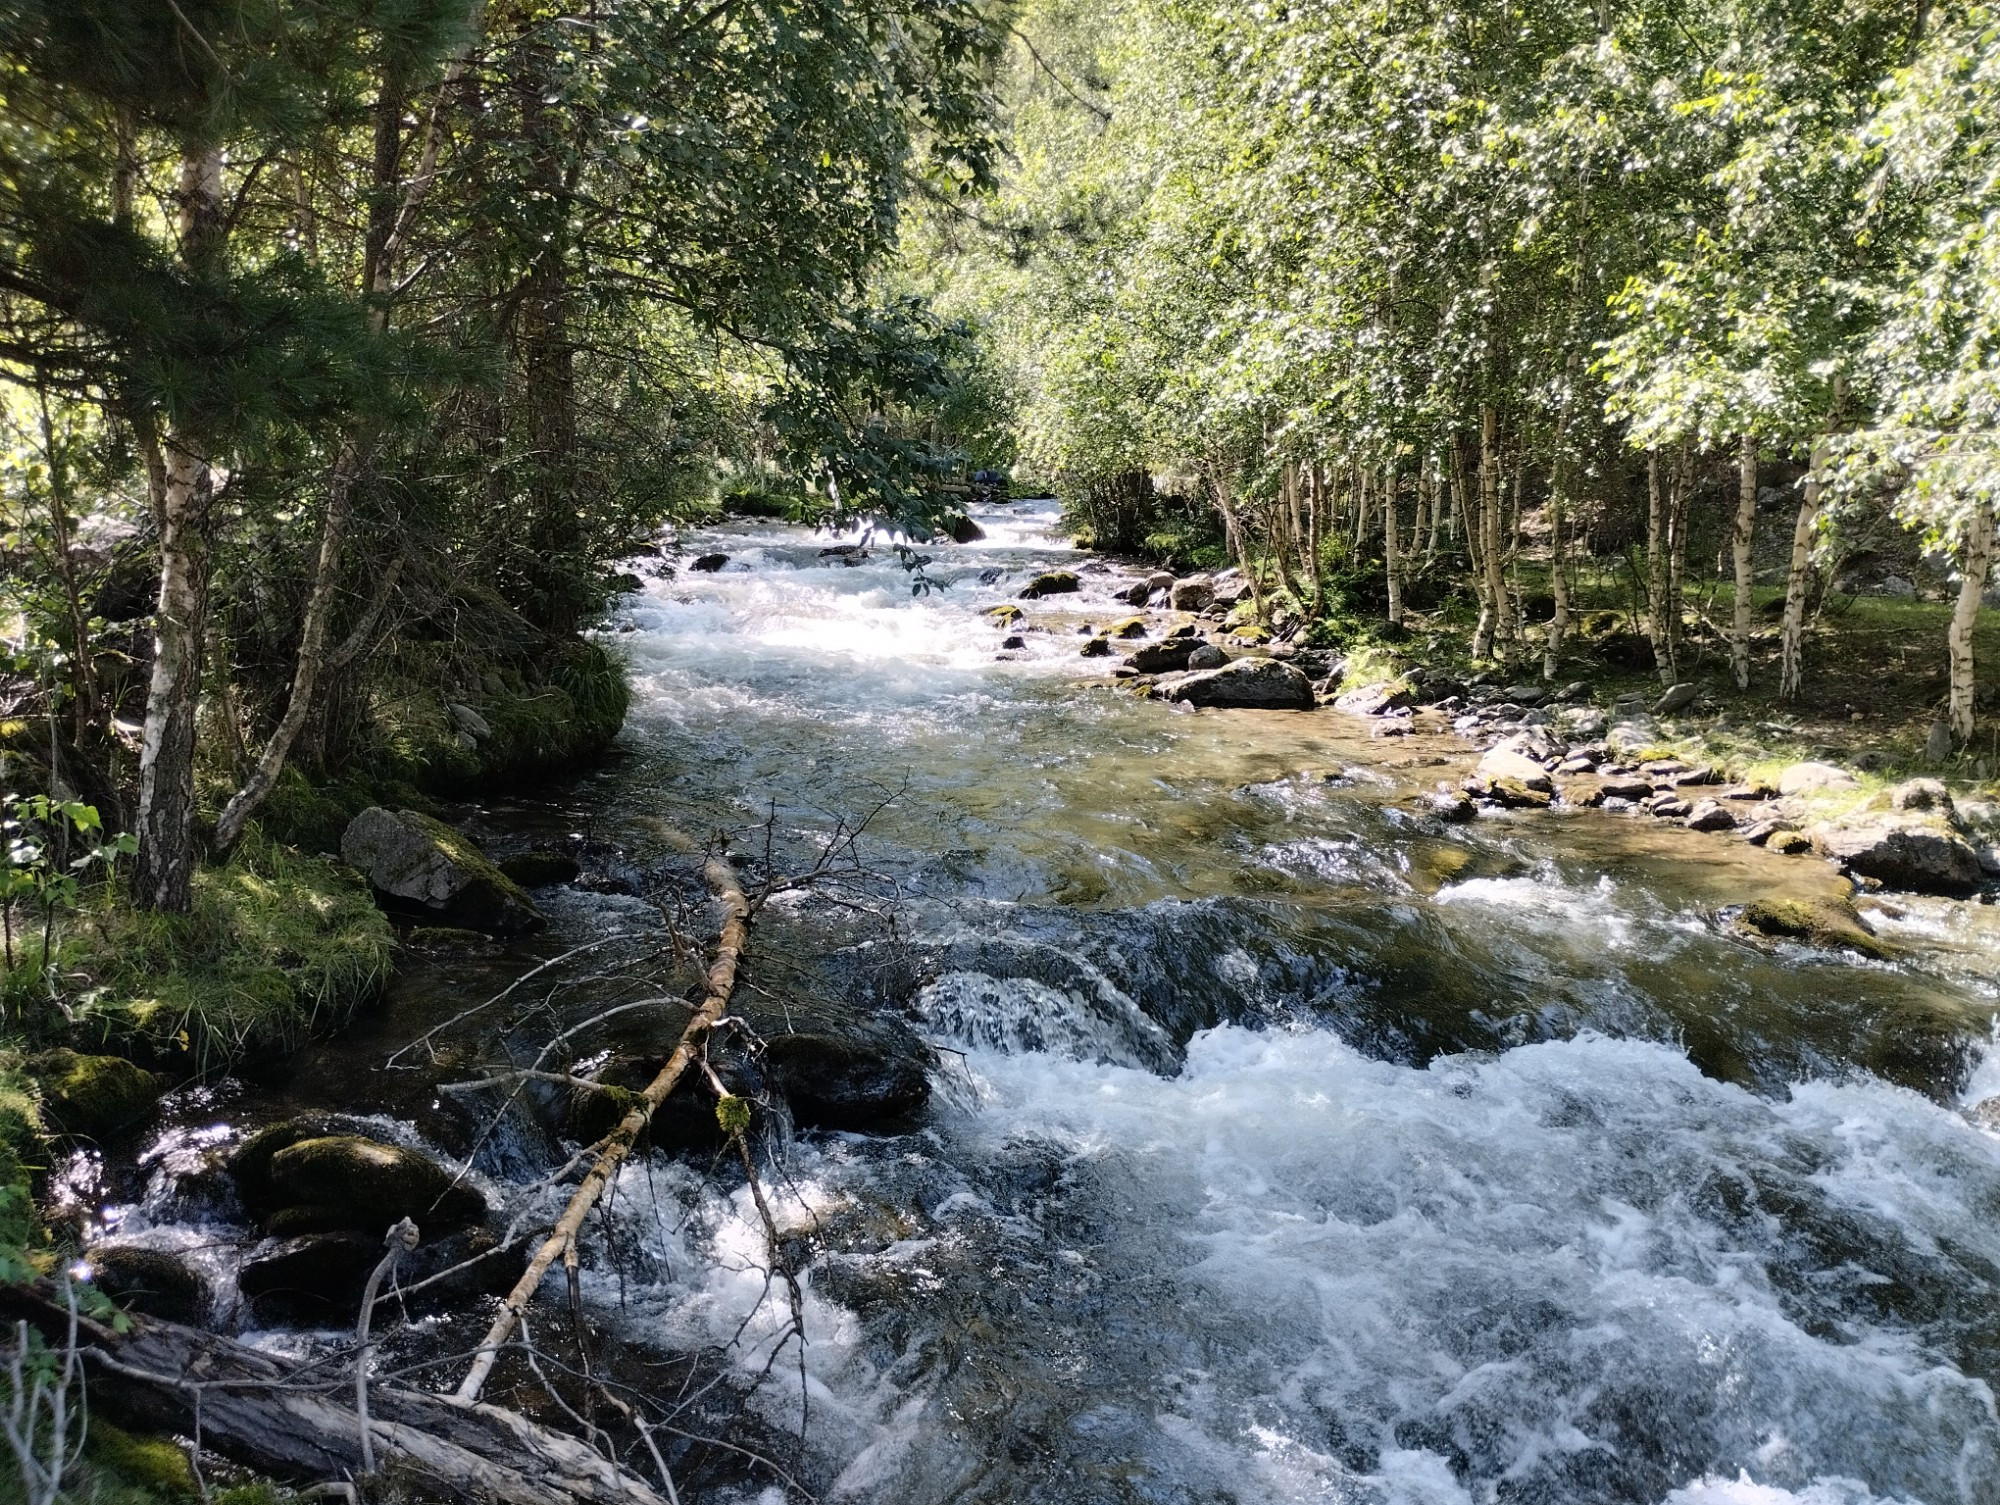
[4, 837, 392, 1076]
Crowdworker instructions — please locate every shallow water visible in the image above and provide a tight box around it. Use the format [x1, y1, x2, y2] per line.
[109, 500, 2000, 1503]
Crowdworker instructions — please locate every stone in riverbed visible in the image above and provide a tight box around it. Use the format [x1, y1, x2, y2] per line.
[1151, 658, 1316, 710]
[498, 850, 580, 887]
[87, 1243, 210, 1325]
[229, 1116, 486, 1235]
[341, 808, 544, 936]
[1423, 790, 1478, 822]
[1649, 796, 1693, 819]
[1333, 682, 1416, 716]
[1080, 636, 1114, 658]
[1169, 576, 1215, 611]
[1019, 570, 1080, 599]
[30, 1051, 160, 1139]
[1778, 761, 1857, 795]
[1186, 643, 1228, 671]
[1767, 831, 1813, 855]
[1685, 799, 1736, 832]
[1474, 745, 1553, 794]
[1597, 777, 1654, 801]
[1110, 617, 1149, 639]
[1890, 778, 1958, 821]
[1810, 819, 1983, 896]
[986, 603, 1024, 625]
[1126, 639, 1197, 674]
[690, 553, 729, 572]
[1734, 896, 1889, 959]
[1002, 635, 1027, 650]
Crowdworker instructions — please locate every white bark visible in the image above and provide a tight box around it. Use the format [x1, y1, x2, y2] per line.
[1731, 433, 1758, 690]
[1948, 505, 1994, 745]
[1779, 434, 1829, 702]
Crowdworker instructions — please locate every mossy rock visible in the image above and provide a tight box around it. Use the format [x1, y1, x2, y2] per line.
[1109, 617, 1148, 639]
[87, 1243, 210, 1324]
[341, 807, 544, 936]
[984, 603, 1024, 625]
[1734, 897, 1891, 960]
[1018, 570, 1080, 599]
[84, 1420, 199, 1501]
[498, 849, 581, 887]
[30, 1050, 161, 1140]
[1487, 777, 1553, 810]
[264, 1134, 486, 1235]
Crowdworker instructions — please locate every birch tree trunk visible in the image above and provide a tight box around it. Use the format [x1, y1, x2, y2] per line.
[1731, 433, 1758, 689]
[1779, 434, 1830, 702]
[1948, 505, 1994, 745]
[1384, 459, 1402, 626]
[1645, 449, 1669, 684]
[132, 146, 224, 912]
[1463, 437, 1494, 660]
[1480, 407, 1508, 664]
[1664, 442, 1689, 684]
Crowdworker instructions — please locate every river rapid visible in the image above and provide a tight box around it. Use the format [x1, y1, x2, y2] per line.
[105, 499, 2000, 1503]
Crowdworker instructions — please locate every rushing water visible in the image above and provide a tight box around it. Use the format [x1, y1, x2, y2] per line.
[105, 499, 2000, 1503]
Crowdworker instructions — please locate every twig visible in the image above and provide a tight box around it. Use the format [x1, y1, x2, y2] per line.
[356, 1217, 419, 1476]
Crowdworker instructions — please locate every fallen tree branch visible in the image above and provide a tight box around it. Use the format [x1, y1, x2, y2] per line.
[0, 1284, 665, 1505]
[454, 850, 751, 1407]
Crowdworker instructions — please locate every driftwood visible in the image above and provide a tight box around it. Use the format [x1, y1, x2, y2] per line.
[455, 851, 752, 1406]
[0, 1284, 665, 1505]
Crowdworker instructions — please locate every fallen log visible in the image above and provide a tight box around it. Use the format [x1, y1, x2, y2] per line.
[455, 851, 751, 1406]
[0, 1284, 665, 1505]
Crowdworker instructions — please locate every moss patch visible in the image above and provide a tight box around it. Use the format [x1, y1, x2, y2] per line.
[47, 839, 393, 1074]
[30, 1049, 160, 1139]
[1735, 897, 1891, 960]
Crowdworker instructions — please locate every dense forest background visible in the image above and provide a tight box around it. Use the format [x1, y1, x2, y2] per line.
[4, 0, 2000, 914]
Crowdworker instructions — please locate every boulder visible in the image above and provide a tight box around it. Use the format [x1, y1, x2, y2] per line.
[690, 553, 729, 572]
[1654, 682, 1700, 715]
[1002, 634, 1027, 650]
[1556, 707, 1608, 738]
[230, 1117, 486, 1235]
[446, 701, 492, 741]
[1169, 576, 1215, 611]
[1079, 636, 1114, 658]
[341, 808, 544, 936]
[30, 1051, 160, 1139]
[1186, 643, 1229, 671]
[1422, 790, 1478, 822]
[1889, 778, 1958, 823]
[1120, 580, 1151, 606]
[1109, 617, 1149, 639]
[1126, 640, 1198, 674]
[240, 1226, 523, 1325]
[1484, 778, 1552, 810]
[1474, 746, 1553, 794]
[1735, 896, 1889, 960]
[1597, 777, 1655, 801]
[497, 850, 581, 887]
[1019, 570, 1080, 599]
[762, 1030, 933, 1131]
[1333, 682, 1416, 716]
[87, 1243, 211, 1325]
[947, 514, 986, 543]
[1811, 819, 1984, 896]
[1685, 799, 1736, 833]
[1152, 658, 1316, 710]
[1777, 761, 1857, 796]
[985, 603, 1024, 626]
[1767, 831, 1813, 856]
[1925, 721, 1954, 764]
[1650, 797, 1693, 819]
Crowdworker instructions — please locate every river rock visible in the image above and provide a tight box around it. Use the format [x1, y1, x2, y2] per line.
[1019, 570, 1079, 599]
[1556, 707, 1607, 738]
[1186, 643, 1228, 671]
[1423, 790, 1478, 822]
[1110, 617, 1148, 639]
[1002, 634, 1027, 650]
[690, 553, 728, 572]
[1734, 896, 1889, 959]
[1333, 682, 1416, 716]
[1597, 777, 1654, 801]
[1482, 778, 1553, 809]
[1654, 682, 1700, 715]
[1474, 745, 1553, 794]
[341, 808, 544, 936]
[1685, 799, 1736, 832]
[948, 515, 985, 543]
[1126, 640, 1197, 674]
[87, 1243, 211, 1325]
[230, 1117, 486, 1236]
[1889, 778, 1958, 822]
[1152, 658, 1316, 710]
[1080, 636, 1113, 658]
[1169, 576, 1214, 611]
[240, 1225, 524, 1325]
[1649, 796, 1693, 819]
[1767, 831, 1813, 855]
[1778, 761, 1857, 795]
[30, 1050, 161, 1139]
[1811, 818, 1984, 896]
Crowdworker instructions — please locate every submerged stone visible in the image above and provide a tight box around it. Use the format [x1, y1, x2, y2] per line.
[87, 1243, 210, 1324]
[1153, 658, 1316, 710]
[1019, 570, 1080, 599]
[1734, 896, 1890, 960]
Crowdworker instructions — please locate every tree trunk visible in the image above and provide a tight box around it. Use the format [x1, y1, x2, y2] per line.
[1731, 433, 1757, 690]
[0, 1285, 665, 1505]
[1948, 505, 1995, 744]
[132, 145, 224, 911]
[1664, 442, 1689, 683]
[1544, 475, 1570, 681]
[1645, 449, 1668, 684]
[1461, 439, 1494, 660]
[1479, 407, 1509, 665]
[1779, 434, 1829, 702]
[1384, 459, 1402, 626]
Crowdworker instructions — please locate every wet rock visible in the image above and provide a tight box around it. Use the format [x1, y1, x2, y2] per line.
[87, 1243, 210, 1325]
[1423, 791, 1477, 822]
[1685, 799, 1736, 832]
[763, 1029, 933, 1131]
[1019, 570, 1080, 599]
[1767, 831, 1813, 855]
[239, 1225, 523, 1325]
[1079, 636, 1114, 658]
[1152, 658, 1316, 710]
[1473, 745, 1553, 794]
[986, 603, 1024, 626]
[404, 925, 496, 952]
[1777, 761, 1858, 795]
[1889, 778, 1958, 823]
[1168, 576, 1214, 611]
[947, 515, 985, 543]
[1002, 635, 1027, 650]
[1719, 782, 1777, 802]
[1484, 778, 1553, 810]
[1671, 765, 1718, 788]
[1980, 843, 2000, 877]
[1597, 777, 1654, 801]
[1110, 617, 1149, 639]
[30, 1051, 160, 1139]
[1333, 682, 1416, 716]
[821, 544, 869, 562]
[1649, 797, 1693, 819]
[341, 808, 544, 936]
[1654, 682, 1700, 715]
[231, 1118, 486, 1236]
[1125, 640, 1197, 674]
[446, 701, 492, 741]
[497, 850, 580, 887]
[1811, 819, 1983, 896]
[1555, 755, 1597, 776]
[1121, 580, 1152, 606]
[1186, 643, 1228, 671]
[1556, 707, 1607, 739]
[690, 553, 729, 572]
[1734, 896, 1889, 960]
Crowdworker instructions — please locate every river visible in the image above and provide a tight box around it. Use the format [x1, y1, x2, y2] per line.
[109, 498, 2000, 1504]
